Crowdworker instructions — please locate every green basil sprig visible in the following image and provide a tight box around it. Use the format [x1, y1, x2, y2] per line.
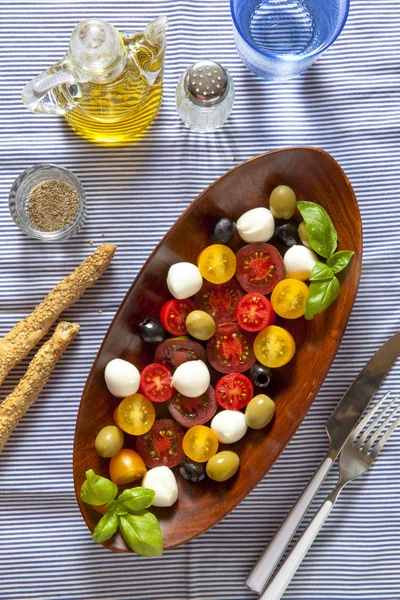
[80, 470, 162, 557]
[305, 249, 354, 320]
[297, 201, 337, 259]
[296, 201, 355, 319]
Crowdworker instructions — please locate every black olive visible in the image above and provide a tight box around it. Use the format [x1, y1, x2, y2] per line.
[179, 457, 206, 483]
[138, 318, 165, 344]
[249, 363, 273, 388]
[212, 218, 237, 243]
[275, 220, 300, 248]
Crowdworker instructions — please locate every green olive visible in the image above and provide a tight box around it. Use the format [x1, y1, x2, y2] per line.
[298, 221, 312, 249]
[269, 185, 297, 220]
[186, 310, 216, 341]
[206, 451, 240, 482]
[95, 425, 124, 458]
[245, 395, 275, 430]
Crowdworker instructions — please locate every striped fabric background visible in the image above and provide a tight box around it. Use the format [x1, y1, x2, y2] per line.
[1, 1, 399, 598]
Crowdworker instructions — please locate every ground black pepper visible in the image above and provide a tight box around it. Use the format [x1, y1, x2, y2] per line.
[27, 179, 79, 232]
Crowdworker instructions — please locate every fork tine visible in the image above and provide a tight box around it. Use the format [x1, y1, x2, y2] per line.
[350, 391, 391, 443]
[371, 414, 400, 458]
[364, 398, 400, 451]
[356, 392, 397, 448]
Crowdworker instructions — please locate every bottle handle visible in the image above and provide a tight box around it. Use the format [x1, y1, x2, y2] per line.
[21, 57, 80, 116]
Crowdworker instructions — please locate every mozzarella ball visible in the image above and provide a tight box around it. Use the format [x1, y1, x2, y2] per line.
[171, 360, 210, 397]
[167, 262, 203, 299]
[142, 466, 178, 507]
[211, 410, 248, 444]
[236, 208, 275, 243]
[284, 245, 318, 281]
[104, 358, 140, 398]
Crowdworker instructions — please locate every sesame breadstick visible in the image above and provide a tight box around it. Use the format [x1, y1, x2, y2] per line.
[0, 243, 116, 385]
[0, 321, 80, 452]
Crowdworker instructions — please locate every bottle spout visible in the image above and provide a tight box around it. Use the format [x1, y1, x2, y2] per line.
[144, 16, 169, 44]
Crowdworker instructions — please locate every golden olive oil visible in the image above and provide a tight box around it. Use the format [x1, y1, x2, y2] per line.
[23, 18, 168, 145]
[55, 47, 163, 144]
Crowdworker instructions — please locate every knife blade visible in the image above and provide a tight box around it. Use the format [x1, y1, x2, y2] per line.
[326, 331, 400, 456]
[246, 331, 400, 594]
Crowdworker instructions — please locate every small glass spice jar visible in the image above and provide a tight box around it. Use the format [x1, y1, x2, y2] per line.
[176, 60, 235, 133]
[9, 164, 86, 242]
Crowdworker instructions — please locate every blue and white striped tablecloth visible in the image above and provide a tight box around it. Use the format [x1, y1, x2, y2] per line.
[1, 1, 399, 599]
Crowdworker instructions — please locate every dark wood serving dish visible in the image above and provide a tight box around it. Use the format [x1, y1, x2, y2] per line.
[73, 147, 362, 551]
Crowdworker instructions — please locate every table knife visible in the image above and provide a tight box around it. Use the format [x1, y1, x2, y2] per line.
[246, 331, 400, 594]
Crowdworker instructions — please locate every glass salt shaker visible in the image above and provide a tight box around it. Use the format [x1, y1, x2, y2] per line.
[176, 60, 235, 133]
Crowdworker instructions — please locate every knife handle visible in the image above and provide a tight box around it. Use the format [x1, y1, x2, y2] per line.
[245, 455, 333, 594]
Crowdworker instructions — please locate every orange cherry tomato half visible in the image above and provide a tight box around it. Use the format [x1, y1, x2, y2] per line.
[271, 279, 309, 319]
[109, 449, 147, 485]
[254, 325, 296, 368]
[198, 244, 236, 284]
[182, 425, 219, 462]
[114, 393, 155, 435]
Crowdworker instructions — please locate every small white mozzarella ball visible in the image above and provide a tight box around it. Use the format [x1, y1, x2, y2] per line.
[211, 410, 248, 444]
[104, 358, 140, 398]
[284, 245, 318, 281]
[142, 466, 178, 507]
[171, 360, 210, 397]
[236, 207, 275, 243]
[167, 262, 203, 299]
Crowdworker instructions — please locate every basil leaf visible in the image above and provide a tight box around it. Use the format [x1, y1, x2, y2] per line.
[114, 503, 128, 516]
[310, 262, 334, 281]
[92, 512, 119, 544]
[105, 500, 118, 513]
[305, 277, 340, 320]
[327, 250, 354, 274]
[297, 201, 338, 259]
[120, 511, 163, 557]
[80, 469, 118, 506]
[118, 488, 156, 512]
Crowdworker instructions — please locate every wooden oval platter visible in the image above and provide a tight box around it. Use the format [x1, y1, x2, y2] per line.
[73, 147, 362, 551]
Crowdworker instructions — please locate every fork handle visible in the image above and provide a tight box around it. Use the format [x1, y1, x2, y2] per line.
[246, 455, 333, 593]
[259, 499, 334, 600]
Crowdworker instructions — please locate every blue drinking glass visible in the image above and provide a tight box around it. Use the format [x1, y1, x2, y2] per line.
[231, 0, 350, 80]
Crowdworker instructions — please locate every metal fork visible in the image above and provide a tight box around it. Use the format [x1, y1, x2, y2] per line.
[259, 392, 400, 600]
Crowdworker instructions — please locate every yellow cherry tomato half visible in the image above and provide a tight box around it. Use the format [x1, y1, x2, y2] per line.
[114, 393, 155, 436]
[254, 325, 296, 368]
[197, 244, 236, 284]
[271, 279, 309, 319]
[109, 449, 147, 485]
[183, 425, 219, 462]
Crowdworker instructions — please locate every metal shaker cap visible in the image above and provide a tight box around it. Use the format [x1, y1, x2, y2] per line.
[184, 60, 229, 107]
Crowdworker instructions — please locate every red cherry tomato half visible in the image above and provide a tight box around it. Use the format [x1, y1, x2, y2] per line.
[236, 243, 285, 294]
[140, 363, 173, 403]
[236, 292, 276, 332]
[207, 323, 256, 374]
[154, 338, 207, 372]
[136, 418, 185, 468]
[160, 298, 196, 336]
[215, 373, 253, 410]
[167, 386, 217, 428]
[194, 279, 244, 325]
